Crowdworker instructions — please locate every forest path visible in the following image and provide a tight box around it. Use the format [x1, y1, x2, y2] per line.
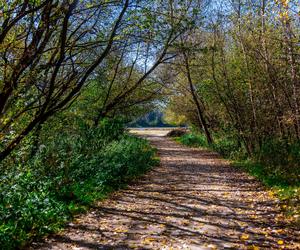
[31, 129, 299, 249]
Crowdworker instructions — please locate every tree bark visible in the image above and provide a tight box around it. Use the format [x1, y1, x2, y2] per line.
[183, 51, 213, 145]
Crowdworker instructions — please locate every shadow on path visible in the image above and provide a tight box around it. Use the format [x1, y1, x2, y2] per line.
[29, 132, 299, 250]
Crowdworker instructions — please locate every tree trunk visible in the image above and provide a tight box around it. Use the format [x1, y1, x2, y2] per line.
[183, 51, 213, 145]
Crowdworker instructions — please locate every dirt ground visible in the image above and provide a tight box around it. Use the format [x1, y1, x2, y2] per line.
[29, 129, 299, 249]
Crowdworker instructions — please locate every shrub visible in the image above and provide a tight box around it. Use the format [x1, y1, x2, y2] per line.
[0, 119, 156, 249]
[178, 133, 207, 147]
[166, 129, 187, 137]
[258, 139, 300, 184]
[99, 136, 157, 187]
[212, 137, 244, 159]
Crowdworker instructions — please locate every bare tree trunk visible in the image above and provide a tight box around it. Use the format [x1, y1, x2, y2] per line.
[235, 0, 259, 149]
[260, 0, 285, 138]
[280, 4, 300, 139]
[183, 51, 213, 145]
[210, 40, 252, 155]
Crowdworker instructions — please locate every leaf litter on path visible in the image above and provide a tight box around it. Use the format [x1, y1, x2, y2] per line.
[29, 130, 300, 250]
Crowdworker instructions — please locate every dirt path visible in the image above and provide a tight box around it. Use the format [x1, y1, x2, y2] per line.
[30, 130, 299, 249]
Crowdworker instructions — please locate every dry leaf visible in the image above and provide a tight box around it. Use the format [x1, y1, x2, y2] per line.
[277, 240, 284, 245]
[240, 234, 249, 240]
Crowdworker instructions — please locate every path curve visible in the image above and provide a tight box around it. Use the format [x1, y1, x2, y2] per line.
[30, 130, 299, 249]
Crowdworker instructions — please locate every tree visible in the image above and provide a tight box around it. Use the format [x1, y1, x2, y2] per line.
[164, 0, 300, 156]
[0, 0, 132, 161]
[0, 0, 205, 161]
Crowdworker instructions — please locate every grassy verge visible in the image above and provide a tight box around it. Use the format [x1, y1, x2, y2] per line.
[233, 160, 299, 221]
[175, 132, 299, 223]
[0, 127, 158, 249]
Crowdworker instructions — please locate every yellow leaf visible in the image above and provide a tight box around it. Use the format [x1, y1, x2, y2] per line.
[277, 240, 284, 245]
[241, 234, 249, 240]
[115, 228, 128, 233]
[142, 237, 156, 244]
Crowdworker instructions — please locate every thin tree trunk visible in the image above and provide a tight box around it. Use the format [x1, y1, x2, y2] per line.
[235, 2, 259, 149]
[183, 51, 213, 145]
[260, 0, 285, 138]
[280, 5, 300, 139]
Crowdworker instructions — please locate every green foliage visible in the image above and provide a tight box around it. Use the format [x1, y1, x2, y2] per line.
[177, 133, 207, 147]
[0, 168, 69, 249]
[178, 132, 245, 159]
[258, 139, 300, 184]
[0, 119, 157, 249]
[212, 136, 246, 160]
[178, 132, 299, 185]
[100, 136, 157, 187]
[98, 118, 125, 141]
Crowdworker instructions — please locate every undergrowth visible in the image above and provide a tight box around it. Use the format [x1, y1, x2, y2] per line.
[0, 118, 158, 249]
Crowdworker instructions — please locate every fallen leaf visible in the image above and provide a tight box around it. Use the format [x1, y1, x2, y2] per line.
[241, 234, 249, 240]
[277, 240, 284, 245]
[142, 237, 156, 244]
[115, 228, 128, 233]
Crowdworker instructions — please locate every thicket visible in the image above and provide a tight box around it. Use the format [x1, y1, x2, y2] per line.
[0, 117, 157, 249]
[164, 0, 300, 187]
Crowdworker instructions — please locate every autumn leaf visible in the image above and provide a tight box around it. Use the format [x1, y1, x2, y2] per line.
[142, 237, 156, 244]
[277, 240, 284, 245]
[114, 227, 128, 233]
[240, 234, 249, 240]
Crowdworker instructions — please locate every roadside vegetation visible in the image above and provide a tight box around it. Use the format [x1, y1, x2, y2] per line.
[0, 117, 157, 249]
[0, 116, 157, 249]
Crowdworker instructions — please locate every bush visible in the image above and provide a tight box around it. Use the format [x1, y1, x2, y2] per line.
[178, 132, 243, 159]
[99, 136, 157, 187]
[0, 118, 157, 249]
[166, 129, 187, 137]
[178, 133, 207, 147]
[258, 139, 300, 184]
[212, 137, 244, 159]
